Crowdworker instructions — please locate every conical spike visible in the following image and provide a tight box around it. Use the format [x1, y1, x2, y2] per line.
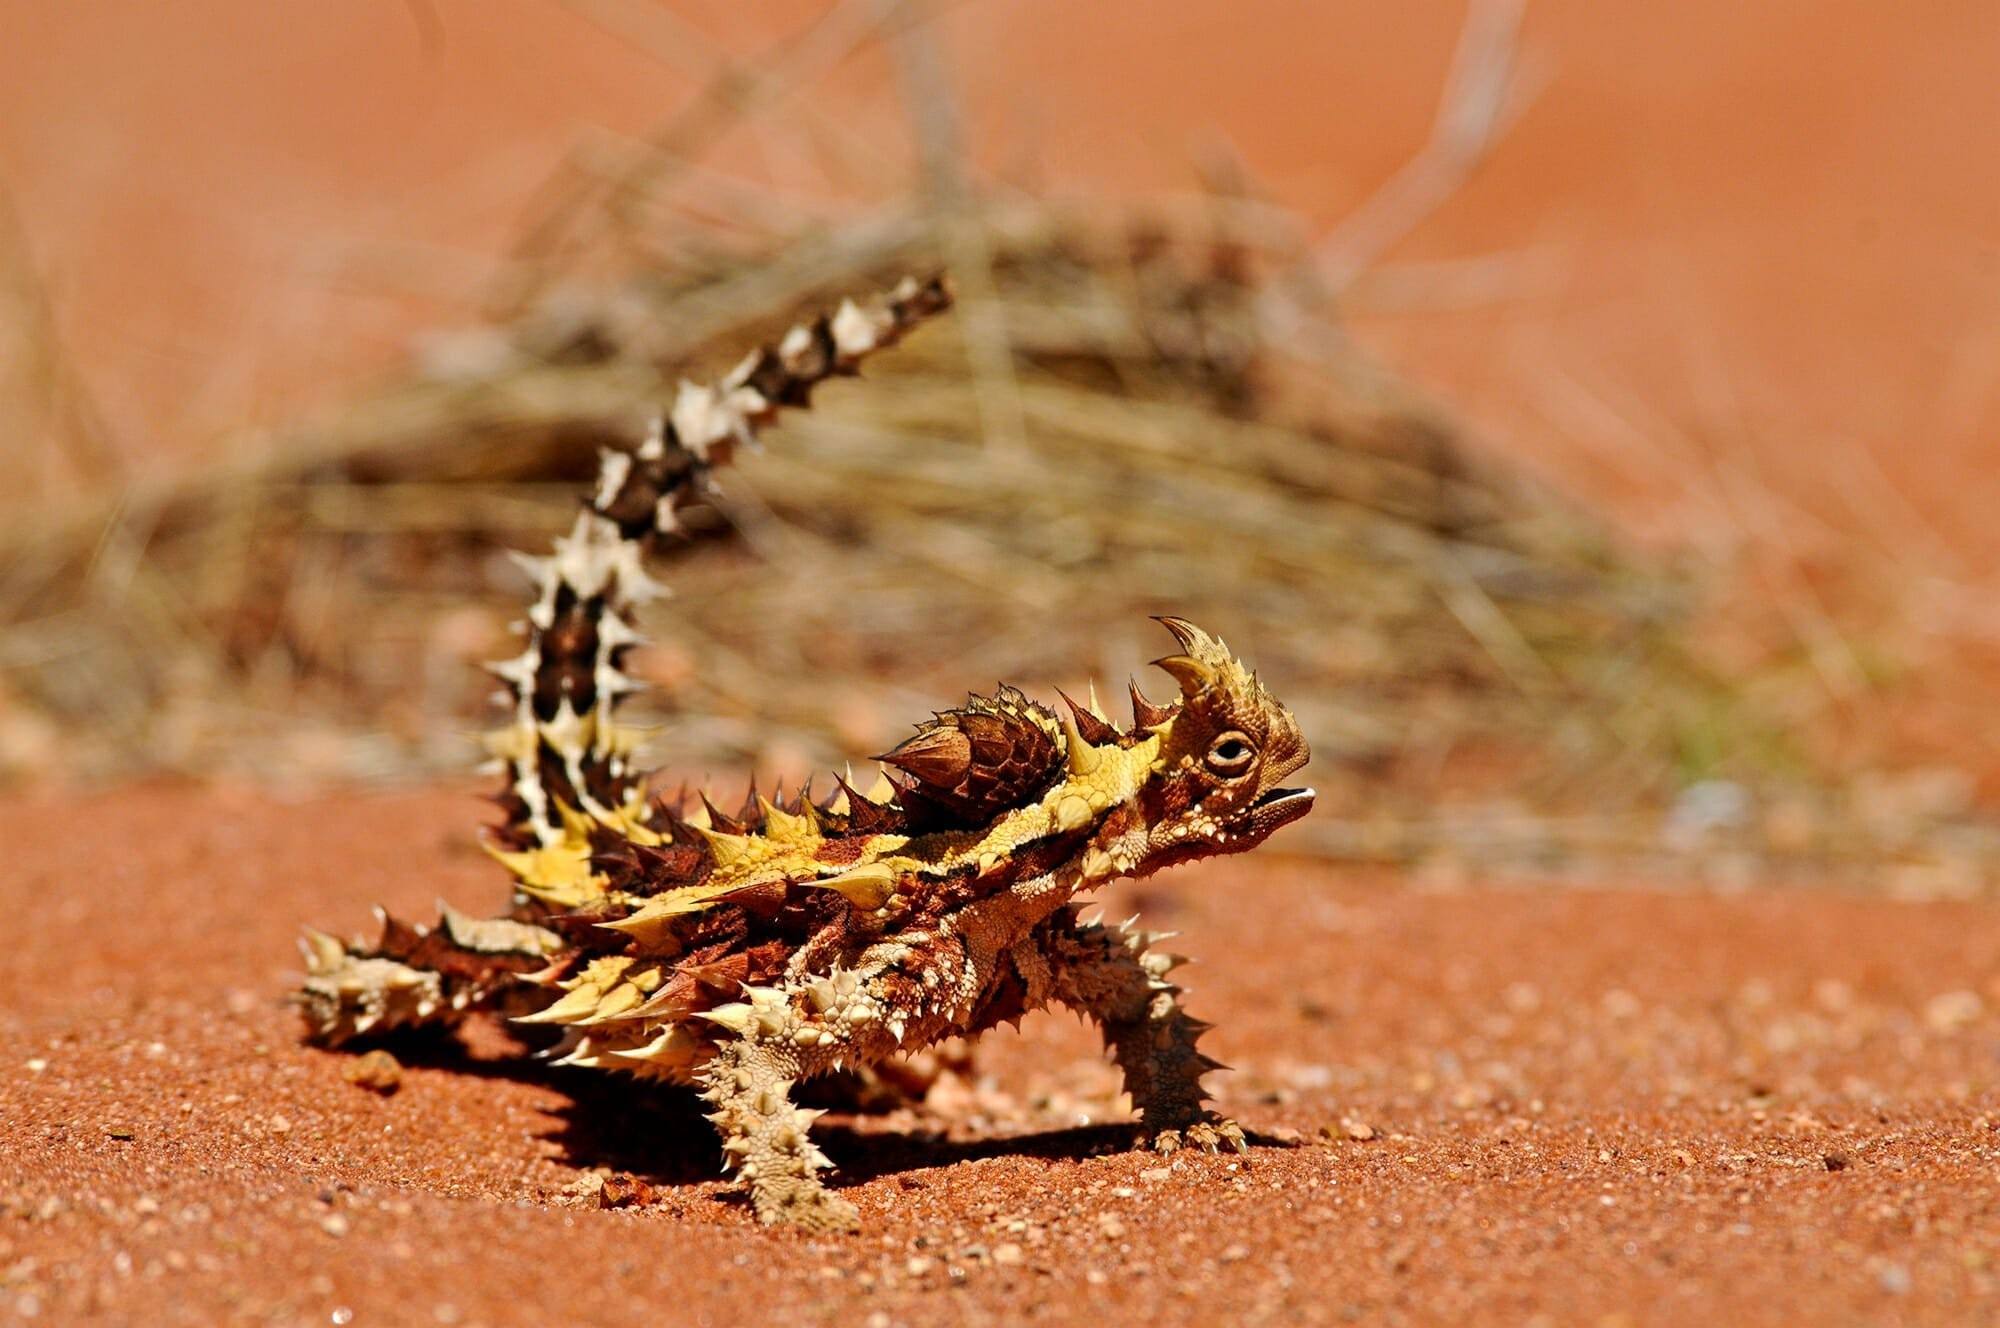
[784, 777, 813, 815]
[298, 929, 347, 976]
[609, 1026, 698, 1069]
[758, 795, 813, 844]
[623, 986, 695, 1022]
[825, 771, 854, 816]
[483, 649, 539, 690]
[699, 1004, 757, 1036]
[1059, 706, 1103, 775]
[832, 774, 902, 834]
[878, 726, 971, 788]
[808, 862, 897, 911]
[794, 794, 823, 836]
[571, 981, 645, 1026]
[693, 825, 754, 868]
[1153, 615, 1229, 660]
[550, 1036, 613, 1069]
[1129, 677, 1172, 729]
[512, 983, 608, 1026]
[1056, 687, 1120, 747]
[698, 792, 746, 836]
[1152, 654, 1214, 700]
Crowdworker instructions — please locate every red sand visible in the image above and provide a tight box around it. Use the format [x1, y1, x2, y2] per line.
[6, 783, 2000, 1325]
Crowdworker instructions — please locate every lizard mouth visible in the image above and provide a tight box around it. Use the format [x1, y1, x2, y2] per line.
[1222, 786, 1316, 844]
[1248, 786, 1314, 821]
[1130, 787, 1319, 874]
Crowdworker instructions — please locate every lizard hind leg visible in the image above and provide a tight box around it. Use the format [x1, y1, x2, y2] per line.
[698, 1034, 859, 1232]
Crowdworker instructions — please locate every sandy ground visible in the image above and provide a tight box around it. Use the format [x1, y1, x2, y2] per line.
[6, 783, 2000, 1325]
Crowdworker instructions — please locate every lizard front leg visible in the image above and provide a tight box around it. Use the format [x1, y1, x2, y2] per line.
[695, 991, 859, 1232]
[1045, 913, 1246, 1155]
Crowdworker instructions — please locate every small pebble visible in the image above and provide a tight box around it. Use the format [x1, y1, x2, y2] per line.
[598, 1173, 656, 1208]
[1324, 1118, 1376, 1142]
[343, 1050, 404, 1095]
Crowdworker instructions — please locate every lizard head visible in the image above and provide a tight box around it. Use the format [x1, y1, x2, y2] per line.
[1121, 617, 1314, 873]
[872, 617, 1311, 890]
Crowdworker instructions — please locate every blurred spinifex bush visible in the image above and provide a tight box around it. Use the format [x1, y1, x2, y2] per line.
[0, 201, 1984, 882]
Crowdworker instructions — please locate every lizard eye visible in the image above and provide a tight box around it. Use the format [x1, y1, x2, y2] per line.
[1205, 731, 1256, 775]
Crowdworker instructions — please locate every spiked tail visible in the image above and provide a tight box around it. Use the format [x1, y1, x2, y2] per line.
[485, 275, 954, 849]
[295, 904, 564, 1046]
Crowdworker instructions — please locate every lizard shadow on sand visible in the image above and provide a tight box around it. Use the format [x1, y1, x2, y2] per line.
[539, 1066, 1151, 1190]
[357, 1025, 1273, 1193]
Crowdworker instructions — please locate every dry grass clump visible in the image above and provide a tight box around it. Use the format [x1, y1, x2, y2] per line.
[0, 205, 1727, 817]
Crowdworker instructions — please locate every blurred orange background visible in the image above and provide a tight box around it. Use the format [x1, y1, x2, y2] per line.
[4, 0, 1996, 785]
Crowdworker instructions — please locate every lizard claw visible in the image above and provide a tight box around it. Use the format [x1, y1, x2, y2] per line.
[1147, 1116, 1248, 1156]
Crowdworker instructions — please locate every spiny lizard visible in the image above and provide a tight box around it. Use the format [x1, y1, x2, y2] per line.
[296, 274, 1315, 1231]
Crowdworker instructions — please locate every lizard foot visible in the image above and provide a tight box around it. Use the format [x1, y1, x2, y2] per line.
[755, 1185, 861, 1233]
[1147, 1116, 1248, 1156]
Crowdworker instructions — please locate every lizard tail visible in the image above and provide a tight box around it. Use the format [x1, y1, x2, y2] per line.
[483, 273, 954, 849]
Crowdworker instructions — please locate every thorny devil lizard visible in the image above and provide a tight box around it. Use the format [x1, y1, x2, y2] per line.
[295, 274, 1316, 1231]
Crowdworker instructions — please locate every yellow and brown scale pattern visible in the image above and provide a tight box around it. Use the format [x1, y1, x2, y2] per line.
[481, 686, 1146, 1083]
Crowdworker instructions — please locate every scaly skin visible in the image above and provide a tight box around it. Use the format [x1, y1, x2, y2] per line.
[294, 275, 1314, 1230]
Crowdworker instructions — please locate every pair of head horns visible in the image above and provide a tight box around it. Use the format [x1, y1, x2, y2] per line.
[1065, 618, 1254, 766]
